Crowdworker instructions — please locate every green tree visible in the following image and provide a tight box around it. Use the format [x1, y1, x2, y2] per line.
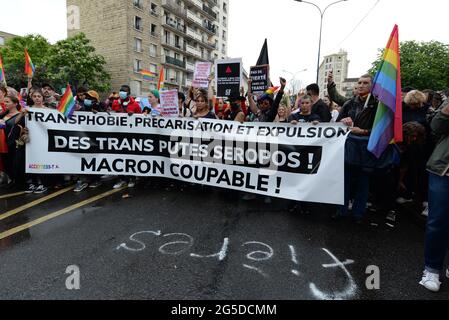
[0, 34, 51, 88]
[369, 41, 449, 91]
[46, 33, 111, 93]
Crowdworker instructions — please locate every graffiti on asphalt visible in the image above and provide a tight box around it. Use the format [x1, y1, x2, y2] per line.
[115, 229, 357, 300]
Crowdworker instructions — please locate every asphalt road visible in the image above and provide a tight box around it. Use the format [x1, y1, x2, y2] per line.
[0, 177, 447, 300]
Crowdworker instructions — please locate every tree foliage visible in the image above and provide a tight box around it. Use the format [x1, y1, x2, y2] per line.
[369, 41, 449, 91]
[0, 33, 110, 93]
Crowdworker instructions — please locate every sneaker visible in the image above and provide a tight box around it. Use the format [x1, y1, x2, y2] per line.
[419, 270, 441, 292]
[421, 204, 429, 217]
[34, 185, 48, 194]
[113, 180, 126, 189]
[396, 197, 413, 205]
[89, 181, 102, 189]
[25, 184, 36, 194]
[348, 200, 353, 211]
[74, 182, 89, 192]
[446, 268, 449, 279]
[386, 211, 396, 222]
[128, 179, 136, 188]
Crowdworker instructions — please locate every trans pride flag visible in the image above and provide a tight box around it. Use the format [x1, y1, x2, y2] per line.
[368, 25, 403, 158]
[57, 84, 76, 118]
[24, 49, 36, 78]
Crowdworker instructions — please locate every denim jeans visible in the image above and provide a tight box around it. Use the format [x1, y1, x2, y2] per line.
[339, 165, 371, 218]
[424, 173, 449, 273]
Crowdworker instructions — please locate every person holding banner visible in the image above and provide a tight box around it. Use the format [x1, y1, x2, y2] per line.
[112, 85, 142, 115]
[288, 95, 321, 124]
[193, 89, 217, 119]
[247, 77, 286, 123]
[142, 89, 162, 117]
[0, 95, 26, 188]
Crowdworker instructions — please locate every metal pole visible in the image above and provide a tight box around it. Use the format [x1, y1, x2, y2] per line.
[316, 14, 323, 84]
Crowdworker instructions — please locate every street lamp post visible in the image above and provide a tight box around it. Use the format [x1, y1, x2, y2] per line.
[294, 0, 348, 84]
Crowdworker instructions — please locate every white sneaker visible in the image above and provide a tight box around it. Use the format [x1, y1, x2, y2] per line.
[446, 269, 449, 279]
[113, 180, 126, 189]
[396, 197, 413, 205]
[419, 270, 441, 292]
[74, 182, 89, 192]
[34, 185, 48, 194]
[25, 184, 36, 194]
[128, 179, 136, 188]
[421, 204, 429, 217]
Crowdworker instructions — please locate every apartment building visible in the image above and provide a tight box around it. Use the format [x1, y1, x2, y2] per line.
[67, 0, 228, 96]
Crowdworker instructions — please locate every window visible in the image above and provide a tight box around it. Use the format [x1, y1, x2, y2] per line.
[222, 30, 226, 40]
[134, 16, 142, 31]
[0, 37, 4, 46]
[223, 2, 227, 13]
[150, 64, 157, 73]
[133, 0, 143, 9]
[134, 38, 142, 52]
[150, 24, 158, 37]
[149, 44, 157, 57]
[134, 59, 142, 72]
[150, 3, 158, 16]
[222, 16, 227, 27]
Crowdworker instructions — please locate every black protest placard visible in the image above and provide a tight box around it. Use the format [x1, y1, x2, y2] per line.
[250, 65, 270, 95]
[215, 59, 242, 98]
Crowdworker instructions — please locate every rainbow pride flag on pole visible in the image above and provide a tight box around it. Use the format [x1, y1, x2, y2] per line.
[24, 49, 35, 78]
[0, 54, 6, 85]
[57, 84, 76, 118]
[140, 69, 156, 81]
[368, 25, 403, 158]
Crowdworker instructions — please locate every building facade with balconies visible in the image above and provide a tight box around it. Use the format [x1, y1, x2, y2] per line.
[68, 0, 228, 95]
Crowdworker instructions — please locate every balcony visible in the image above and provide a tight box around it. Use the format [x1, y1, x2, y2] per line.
[203, 20, 216, 34]
[161, 0, 187, 19]
[189, 0, 203, 10]
[185, 44, 202, 58]
[164, 55, 186, 69]
[162, 38, 184, 52]
[185, 27, 202, 42]
[163, 16, 186, 34]
[202, 4, 217, 19]
[186, 10, 203, 26]
[186, 61, 195, 72]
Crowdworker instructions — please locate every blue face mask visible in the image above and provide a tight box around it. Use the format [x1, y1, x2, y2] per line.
[84, 99, 92, 107]
[119, 91, 128, 100]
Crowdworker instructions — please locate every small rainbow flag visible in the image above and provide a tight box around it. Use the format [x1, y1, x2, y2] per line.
[140, 69, 156, 81]
[368, 25, 403, 158]
[24, 49, 35, 78]
[265, 86, 280, 95]
[0, 54, 6, 85]
[157, 68, 164, 90]
[57, 84, 76, 118]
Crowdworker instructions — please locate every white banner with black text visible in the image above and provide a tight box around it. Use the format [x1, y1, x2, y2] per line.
[26, 109, 348, 205]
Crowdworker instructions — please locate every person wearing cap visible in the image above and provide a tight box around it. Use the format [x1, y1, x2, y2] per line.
[112, 85, 142, 115]
[225, 93, 246, 123]
[42, 83, 59, 108]
[247, 77, 286, 123]
[83, 90, 105, 113]
[143, 89, 162, 117]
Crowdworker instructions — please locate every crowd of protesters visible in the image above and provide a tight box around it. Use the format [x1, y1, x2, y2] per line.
[0, 67, 448, 292]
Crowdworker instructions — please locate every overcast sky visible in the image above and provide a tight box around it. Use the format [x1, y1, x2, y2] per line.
[1, 0, 448, 90]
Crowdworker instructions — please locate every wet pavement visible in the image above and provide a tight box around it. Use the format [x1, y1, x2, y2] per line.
[0, 178, 448, 300]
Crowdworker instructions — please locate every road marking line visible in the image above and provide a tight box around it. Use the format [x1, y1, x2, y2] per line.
[0, 191, 26, 200]
[0, 187, 127, 240]
[0, 186, 74, 221]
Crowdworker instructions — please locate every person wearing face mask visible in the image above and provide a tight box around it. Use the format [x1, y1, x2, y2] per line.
[83, 90, 105, 113]
[247, 78, 286, 123]
[111, 85, 142, 115]
[225, 93, 246, 123]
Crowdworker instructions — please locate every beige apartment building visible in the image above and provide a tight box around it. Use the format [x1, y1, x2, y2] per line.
[67, 0, 228, 96]
[0, 31, 18, 47]
[318, 50, 350, 97]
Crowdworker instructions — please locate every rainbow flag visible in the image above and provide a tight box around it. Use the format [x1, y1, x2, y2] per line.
[0, 54, 5, 85]
[57, 84, 76, 118]
[140, 69, 156, 81]
[24, 49, 35, 78]
[157, 68, 164, 90]
[368, 25, 403, 158]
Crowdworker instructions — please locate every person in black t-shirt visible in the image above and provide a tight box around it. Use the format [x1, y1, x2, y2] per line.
[288, 95, 321, 124]
[306, 83, 332, 122]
